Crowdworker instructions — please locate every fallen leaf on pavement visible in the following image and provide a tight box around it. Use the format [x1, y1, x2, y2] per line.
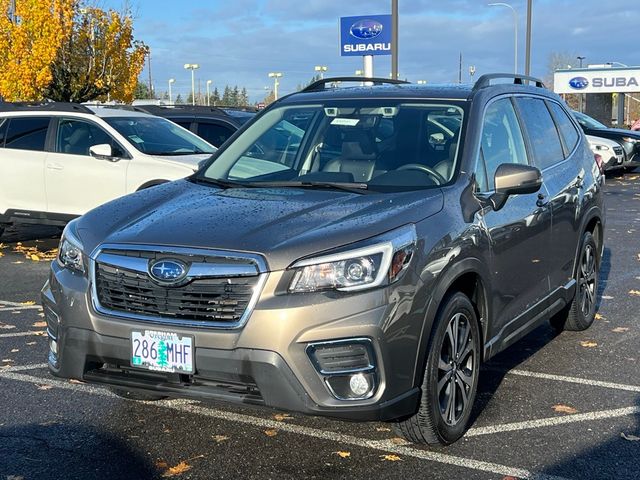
[621, 432, 640, 441]
[335, 451, 351, 458]
[26, 342, 37, 346]
[36, 384, 53, 391]
[594, 313, 604, 320]
[161, 461, 192, 477]
[390, 437, 409, 445]
[10, 349, 18, 353]
[155, 460, 169, 469]
[380, 454, 402, 461]
[2, 359, 14, 363]
[580, 340, 598, 348]
[612, 327, 629, 333]
[20, 301, 36, 306]
[375, 426, 391, 432]
[6, 475, 25, 480]
[33, 331, 46, 336]
[69, 379, 84, 384]
[553, 404, 578, 414]
[0, 323, 16, 330]
[273, 413, 292, 421]
[629, 290, 640, 296]
[263, 429, 278, 437]
[32, 321, 47, 328]
[212, 435, 229, 443]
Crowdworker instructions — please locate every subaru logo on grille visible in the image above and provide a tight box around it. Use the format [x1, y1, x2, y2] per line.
[569, 77, 589, 90]
[350, 19, 383, 39]
[149, 259, 188, 283]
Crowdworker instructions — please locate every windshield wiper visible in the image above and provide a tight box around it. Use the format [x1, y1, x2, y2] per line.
[191, 176, 253, 189]
[245, 181, 371, 195]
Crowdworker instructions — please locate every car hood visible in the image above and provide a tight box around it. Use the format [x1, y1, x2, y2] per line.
[585, 127, 640, 139]
[76, 179, 444, 271]
[586, 135, 621, 148]
[147, 153, 214, 170]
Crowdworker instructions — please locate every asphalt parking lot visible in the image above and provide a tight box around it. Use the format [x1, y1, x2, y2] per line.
[1, 172, 639, 480]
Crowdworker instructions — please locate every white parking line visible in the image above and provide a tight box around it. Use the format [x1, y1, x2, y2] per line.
[0, 369, 570, 480]
[0, 331, 45, 338]
[1, 363, 48, 372]
[0, 306, 43, 312]
[466, 406, 640, 437]
[506, 369, 640, 393]
[0, 300, 41, 308]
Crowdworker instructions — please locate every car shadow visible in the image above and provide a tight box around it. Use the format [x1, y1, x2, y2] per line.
[0, 423, 160, 480]
[541, 396, 640, 479]
[0, 223, 61, 248]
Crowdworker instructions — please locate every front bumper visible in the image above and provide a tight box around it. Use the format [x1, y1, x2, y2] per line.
[42, 261, 424, 422]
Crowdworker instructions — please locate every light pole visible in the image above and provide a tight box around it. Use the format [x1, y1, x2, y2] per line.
[206, 80, 212, 106]
[488, 3, 518, 74]
[577, 56, 585, 68]
[314, 66, 328, 79]
[184, 63, 199, 105]
[168, 78, 175, 104]
[576, 56, 586, 113]
[268, 72, 283, 100]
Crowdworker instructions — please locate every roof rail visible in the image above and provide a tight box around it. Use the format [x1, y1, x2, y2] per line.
[130, 104, 239, 116]
[473, 73, 546, 90]
[0, 101, 94, 114]
[301, 76, 409, 93]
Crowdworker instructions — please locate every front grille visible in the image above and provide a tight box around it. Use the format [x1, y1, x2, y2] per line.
[92, 246, 264, 327]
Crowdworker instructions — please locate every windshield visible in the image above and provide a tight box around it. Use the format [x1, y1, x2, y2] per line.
[201, 100, 465, 192]
[573, 111, 607, 130]
[105, 116, 215, 155]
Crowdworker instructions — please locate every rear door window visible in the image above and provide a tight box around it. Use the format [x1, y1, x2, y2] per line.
[197, 122, 235, 147]
[475, 97, 529, 192]
[515, 97, 564, 169]
[5, 117, 50, 151]
[547, 101, 580, 156]
[55, 118, 126, 157]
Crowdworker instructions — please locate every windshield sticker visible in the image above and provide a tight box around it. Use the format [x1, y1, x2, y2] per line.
[331, 118, 360, 126]
[128, 135, 144, 143]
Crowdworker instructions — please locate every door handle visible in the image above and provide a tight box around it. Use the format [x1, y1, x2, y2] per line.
[47, 163, 64, 171]
[536, 193, 547, 207]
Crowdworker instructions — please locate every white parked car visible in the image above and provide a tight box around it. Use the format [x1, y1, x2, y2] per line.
[586, 134, 625, 171]
[0, 103, 215, 237]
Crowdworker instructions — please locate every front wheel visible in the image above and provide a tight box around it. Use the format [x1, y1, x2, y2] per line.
[393, 292, 480, 445]
[550, 231, 599, 332]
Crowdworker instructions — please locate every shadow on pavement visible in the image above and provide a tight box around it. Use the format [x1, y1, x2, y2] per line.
[0, 224, 61, 249]
[0, 422, 160, 480]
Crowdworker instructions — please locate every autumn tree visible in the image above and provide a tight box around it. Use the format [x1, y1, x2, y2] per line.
[45, 4, 147, 103]
[0, 0, 74, 101]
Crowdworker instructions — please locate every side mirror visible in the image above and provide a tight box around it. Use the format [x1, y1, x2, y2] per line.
[490, 163, 542, 210]
[89, 144, 117, 161]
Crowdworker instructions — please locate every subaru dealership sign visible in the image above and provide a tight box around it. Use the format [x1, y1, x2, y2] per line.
[554, 67, 640, 94]
[340, 15, 392, 56]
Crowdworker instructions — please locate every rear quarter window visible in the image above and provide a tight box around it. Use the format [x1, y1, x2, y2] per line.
[547, 101, 580, 156]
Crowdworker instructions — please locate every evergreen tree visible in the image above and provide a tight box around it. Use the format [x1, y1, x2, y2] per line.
[221, 85, 232, 105]
[175, 93, 184, 104]
[231, 85, 239, 106]
[240, 87, 249, 106]
[212, 87, 220, 106]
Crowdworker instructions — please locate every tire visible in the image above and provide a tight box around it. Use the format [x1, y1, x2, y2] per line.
[109, 387, 168, 401]
[393, 292, 480, 445]
[550, 231, 599, 332]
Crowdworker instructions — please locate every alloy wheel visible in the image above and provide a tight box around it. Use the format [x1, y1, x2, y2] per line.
[579, 243, 597, 317]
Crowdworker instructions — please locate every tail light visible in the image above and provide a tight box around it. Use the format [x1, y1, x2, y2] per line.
[594, 153, 604, 174]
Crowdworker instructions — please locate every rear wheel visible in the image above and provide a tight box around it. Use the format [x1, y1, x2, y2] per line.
[109, 387, 167, 401]
[550, 231, 599, 331]
[393, 292, 480, 445]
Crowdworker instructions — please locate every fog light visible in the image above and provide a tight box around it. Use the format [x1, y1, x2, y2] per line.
[49, 338, 58, 355]
[349, 373, 370, 396]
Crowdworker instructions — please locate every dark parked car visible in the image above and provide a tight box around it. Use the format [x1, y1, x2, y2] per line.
[133, 104, 256, 148]
[44, 74, 604, 446]
[573, 110, 640, 171]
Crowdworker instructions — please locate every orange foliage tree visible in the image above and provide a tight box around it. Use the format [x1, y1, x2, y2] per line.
[0, 0, 74, 101]
[45, 5, 148, 103]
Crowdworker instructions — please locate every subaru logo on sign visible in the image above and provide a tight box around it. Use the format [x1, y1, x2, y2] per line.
[569, 77, 589, 90]
[149, 259, 188, 284]
[350, 19, 383, 39]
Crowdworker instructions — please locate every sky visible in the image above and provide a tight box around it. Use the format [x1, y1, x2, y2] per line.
[101, 0, 640, 103]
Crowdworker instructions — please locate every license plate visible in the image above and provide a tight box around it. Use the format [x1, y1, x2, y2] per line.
[131, 330, 194, 373]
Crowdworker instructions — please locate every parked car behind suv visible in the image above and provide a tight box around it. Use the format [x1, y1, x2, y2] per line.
[43, 75, 604, 445]
[573, 110, 640, 171]
[586, 134, 625, 171]
[132, 104, 255, 148]
[0, 102, 215, 238]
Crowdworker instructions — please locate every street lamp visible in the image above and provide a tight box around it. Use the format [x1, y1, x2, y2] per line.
[576, 56, 586, 113]
[268, 72, 283, 100]
[469, 65, 477, 81]
[206, 79, 212, 106]
[488, 3, 518, 74]
[168, 78, 175, 104]
[314, 66, 328, 79]
[577, 56, 586, 68]
[184, 63, 200, 105]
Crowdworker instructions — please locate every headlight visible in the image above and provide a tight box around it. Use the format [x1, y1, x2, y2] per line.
[289, 225, 416, 293]
[57, 220, 85, 273]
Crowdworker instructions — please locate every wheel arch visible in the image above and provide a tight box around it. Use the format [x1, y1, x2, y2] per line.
[413, 258, 491, 387]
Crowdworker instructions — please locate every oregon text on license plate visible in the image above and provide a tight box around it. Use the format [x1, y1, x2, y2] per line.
[131, 330, 194, 373]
